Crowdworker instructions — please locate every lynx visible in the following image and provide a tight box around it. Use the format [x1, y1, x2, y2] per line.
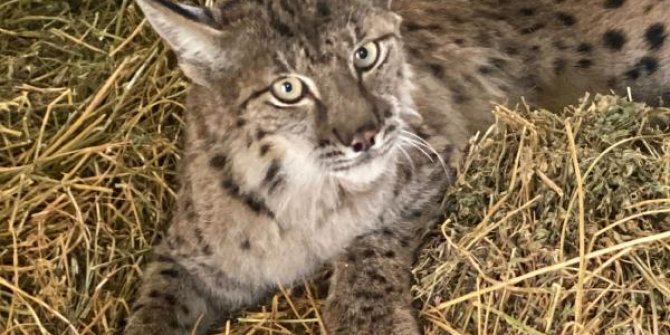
[125, 0, 670, 334]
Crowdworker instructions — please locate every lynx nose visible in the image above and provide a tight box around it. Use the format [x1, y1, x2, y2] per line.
[336, 126, 377, 153]
[350, 129, 378, 152]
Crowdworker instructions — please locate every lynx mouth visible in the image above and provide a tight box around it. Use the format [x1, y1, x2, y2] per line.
[331, 137, 397, 170]
[320, 125, 400, 174]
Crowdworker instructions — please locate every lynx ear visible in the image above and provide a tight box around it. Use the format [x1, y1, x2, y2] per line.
[136, 0, 229, 85]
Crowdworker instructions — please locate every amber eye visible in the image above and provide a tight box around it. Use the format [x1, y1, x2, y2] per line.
[353, 41, 380, 71]
[271, 76, 305, 104]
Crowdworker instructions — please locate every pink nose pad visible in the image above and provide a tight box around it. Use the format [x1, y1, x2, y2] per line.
[350, 130, 378, 153]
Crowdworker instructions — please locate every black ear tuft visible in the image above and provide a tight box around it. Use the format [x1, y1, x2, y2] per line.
[147, 0, 217, 26]
[136, 0, 230, 85]
[154, 0, 200, 21]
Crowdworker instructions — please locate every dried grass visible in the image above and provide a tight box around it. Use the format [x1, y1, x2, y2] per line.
[416, 97, 670, 335]
[1, 1, 668, 334]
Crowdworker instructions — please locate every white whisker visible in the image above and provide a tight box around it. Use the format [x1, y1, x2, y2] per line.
[400, 130, 450, 177]
[398, 136, 433, 161]
[396, 142, 416, 172]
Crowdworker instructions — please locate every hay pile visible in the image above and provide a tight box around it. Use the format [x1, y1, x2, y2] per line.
[0, 1, 668, 334]
[416, 97, 670, 334]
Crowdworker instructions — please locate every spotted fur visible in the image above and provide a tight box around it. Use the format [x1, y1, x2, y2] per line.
[126, 0, 670, 334]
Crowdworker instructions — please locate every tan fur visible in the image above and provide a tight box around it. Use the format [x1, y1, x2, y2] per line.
[126, 0, 670, 334]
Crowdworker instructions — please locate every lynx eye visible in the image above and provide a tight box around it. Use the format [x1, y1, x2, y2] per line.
[353, 41, 380, 71]
[271, 77, 305, 104]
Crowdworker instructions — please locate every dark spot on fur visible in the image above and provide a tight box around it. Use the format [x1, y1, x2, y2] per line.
[639, 56, 659, 74]
[236, 119, 246, 127]
[264, 160, 284, 192]
[163, 294, 177, 306]
[576, 58, 593, 68]
[447, 14, 465, 24]
[520, 22, 545, 35]
[182, 199, 193, 212]
[519, 7, 536, 16]
[478, 66, 495, 74]
[240, 239, 251, 250]
[264, 160, 280, 181]
[179, 304, 190, 315]
[577, 43, 593, 53]
[221, 178, 240, 194]
[552, 40, 568, 50]
[410, 210, 423, 218]
[384, 250, 396, 258]
[626, 56, 660, 80]
[603, 29, 627, 51]
[404, 22, 442, 32]
[201, 244, 212, 255]
[370, 314, 384, 323]
[367, 271, 388, 283]
[209, 154, 227, 170]
[604, 0, 625, 9]
[256, 129, 267, 140]
[625, 68, 640, 80]
[362, 249, 376, 258]
[278, 0, 295, 16]
[156, 254, 175, 263]
[607, 76, 617, 87]
[148, 290, 160, 298]
[399, 239, 409, 247]
[355, 316, 367, 326]
[194, 227, 204, 243]
[504, 46, 519, 55]
[160, 269, 179, 278]
[645, 23, 666, 51]
[463, 74, 478, 84]
[489, 57, 507, 69]
[259, 144, 271, 156]
[553, 58, 567, 74]
[316, 0, 330, 16]
[245, 197, 270, 215]
[428, 63, 444, 77]
[270, 17, 293, 37]
[555, 12, 576, 26]
[452, 91, 469, 104]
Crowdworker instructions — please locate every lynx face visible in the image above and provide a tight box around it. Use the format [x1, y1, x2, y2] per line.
[140, 0, 420, 184]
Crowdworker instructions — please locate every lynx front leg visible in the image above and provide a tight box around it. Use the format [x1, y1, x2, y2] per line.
[324, 226, 423, 335]
[125, 253, 218, 335]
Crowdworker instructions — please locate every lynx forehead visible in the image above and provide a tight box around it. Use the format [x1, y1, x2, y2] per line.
[126, 0, 669, 334]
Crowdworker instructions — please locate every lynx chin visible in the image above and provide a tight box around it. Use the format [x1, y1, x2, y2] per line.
[125, 0, 670, 334]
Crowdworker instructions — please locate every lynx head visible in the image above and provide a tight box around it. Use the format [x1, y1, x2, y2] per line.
[137, 0, 420, 185]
